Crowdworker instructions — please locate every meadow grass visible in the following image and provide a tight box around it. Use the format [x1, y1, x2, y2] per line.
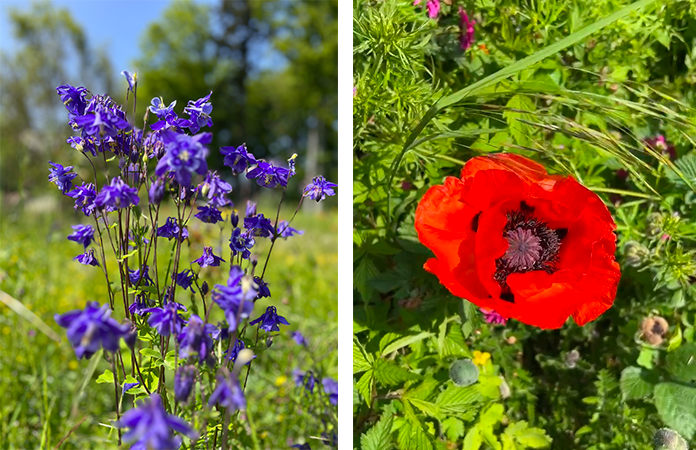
[0, 198, 337, 449]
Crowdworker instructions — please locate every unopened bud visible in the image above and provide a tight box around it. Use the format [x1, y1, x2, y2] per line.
[565, 349, 580, 368]
[624, 241, 649, 267]
[641, 316, 669, 346]
[231, 210, 239, 228]
[149, 178, 165, 205]
[201, 281, 209, 297]
[646, 212, 663, 237]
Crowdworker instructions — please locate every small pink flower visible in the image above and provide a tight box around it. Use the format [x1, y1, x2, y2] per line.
[644, 135, 676, 160]
[481, 308, 507, 325]
[426, 0, 440, 19]
[353, 86, 357, 97]
[459, 8, 476, 50]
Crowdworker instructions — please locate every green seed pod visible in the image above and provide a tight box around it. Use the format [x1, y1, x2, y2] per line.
[646, 212, 664, 237]
[449, 359, 479, 387]
[653, 428, 689, 450]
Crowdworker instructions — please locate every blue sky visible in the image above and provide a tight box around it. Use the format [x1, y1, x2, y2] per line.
[0, 0, 190, 73]
[0, 0, 283, 76]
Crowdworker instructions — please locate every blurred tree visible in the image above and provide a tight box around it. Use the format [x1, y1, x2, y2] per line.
[134, 0, 338, 195]
[0, 1, 113, 195]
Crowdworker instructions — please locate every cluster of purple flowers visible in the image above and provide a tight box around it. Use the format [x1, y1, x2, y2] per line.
[50, 77, 338, 450]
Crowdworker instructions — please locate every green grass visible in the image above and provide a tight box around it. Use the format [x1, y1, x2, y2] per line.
[0, 197, 337, 449]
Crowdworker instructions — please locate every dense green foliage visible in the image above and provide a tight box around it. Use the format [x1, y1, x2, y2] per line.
[353, 0, 696, 449]
[0, 206, 337, 449]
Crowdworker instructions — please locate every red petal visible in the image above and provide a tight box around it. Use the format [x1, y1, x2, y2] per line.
[461, 153, 556, 185]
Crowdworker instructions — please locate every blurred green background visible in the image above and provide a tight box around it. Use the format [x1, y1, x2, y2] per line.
[0, 0, 338, 448]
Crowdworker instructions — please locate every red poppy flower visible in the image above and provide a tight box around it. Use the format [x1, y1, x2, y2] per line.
[415, 153, 620, 329]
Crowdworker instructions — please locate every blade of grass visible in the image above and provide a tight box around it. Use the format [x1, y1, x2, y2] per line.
[0, 290, 61, 342]
[387, 0, 656, 219]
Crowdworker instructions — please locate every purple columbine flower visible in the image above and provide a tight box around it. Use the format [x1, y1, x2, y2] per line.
[220, 144, 256, 174]
[292, 369, 315, 393]
[54, 301, 130, 359]
[208, 371, 246, 411]
[254, 276, 271, 299]
[67, 135, 98, 156]
[200, 171, 232, 208]
[48, 161, 77, 194]
[67, 182, 97, 216]
[246, 161, 289, 188]
[178, 315, 214, 365]
[67, 224, 95, 248]
[56, 84, 88, 118]
[193, 246, 225, 268]
[121, 70, 136, 92]
[291, 331, 308, 347]
[129, 265, 154, 287]
[244, 213, 275, 238]
[276, 220, 303, 240]
[184, 91, 213, 134]
[149, 178, 166, 205]
[195, 205, 223, 224]
[129, 294, 150, 317]
[229, 228, 255, 260]
[459, 8, 476, 50]
[224, 339, 252, 364]
[157, 217, 188, 241]
[94, 176, 140, 210]
[212, 266, 256, 332]
[303, 176, 337, 202]
[116, 393, 195, 449]
[73, 100, 130, 138]
[74, 248, 99, 266]
[245, 200, 257, 217]
[144, 302, 187, 337]
[322, 378, 338, 405]
[176, 269, 195, 292]
[481, 308, 507, 325]
[155, 129, 211, 187]
[291, 444, 312, 450]
[175, 365, 197, 403]
[149, 97, 177, 120]
[249, 306, 289, 333]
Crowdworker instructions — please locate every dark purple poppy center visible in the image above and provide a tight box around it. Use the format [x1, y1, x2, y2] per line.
[491, 201, 567, 302]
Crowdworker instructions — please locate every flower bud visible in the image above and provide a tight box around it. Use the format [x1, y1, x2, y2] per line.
[201, 281, 209, 297]
[231, 210, 239, 228]
[646, 212, 663, 237]
[641, 316, 669, 346]
[124, 321, 137, 350]
[624, 241, 649, 267]
[653, 428, 689, 450]
[149, 178, 165, 205]
[565, 349, 580, 368]
[174, 365, 197, 404]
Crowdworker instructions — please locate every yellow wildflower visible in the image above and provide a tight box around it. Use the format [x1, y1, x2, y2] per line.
[275, 375, 288, 387]
[472, 350, 490, 366]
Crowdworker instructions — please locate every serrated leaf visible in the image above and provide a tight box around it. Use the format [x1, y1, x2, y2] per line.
[654, 382, 696, 440]
[361, 411, 394, 450]
[436, 385, 483, 415]
[619, 366, 655, 401]
[381, 331, 434, 356]
[354, 256, 379, 301]
[442, 417, 465, 441]
[404, 376, 440, 401]
[373, 359, 420, 387]
[354, 341, 372, 373]
[397, 420, 432, 450]
[666, 343, 696, 383]
[356, 370, 374, 405]
[407, 398, 441, 418]
[479, 404, 504, 428]
[508, 421, 552, 448]
[96, 369, 114, 384]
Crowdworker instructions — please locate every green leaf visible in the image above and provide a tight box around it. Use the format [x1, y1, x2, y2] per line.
[354, 256, 379, 301]
[668, 326, 683, 352]
[95, 369, 114, 384]
[449, 359, 479, 387]
[666, 343, 696, 382]
[373, 359, 420, 387]
[619, 366, 655, 401]
[354, 340, 373, 373]
[381, 331, 434, 356]
[504, 94, 535, 146]
[654, 382, 696, 440]
[360, 411, 394, 450]
[463, 426, 483, 450]
[637, 346, 657, 369]
[479, 404, 504, 428]
[140, 348, 162, 360]
[407, 398, 441, 418]
[397, 420, 433, 450]
[442, 417, 465, 441]
[436, 385, 483, 415]
[356, 370, 374, 405]
[513, 423, 552, 448]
